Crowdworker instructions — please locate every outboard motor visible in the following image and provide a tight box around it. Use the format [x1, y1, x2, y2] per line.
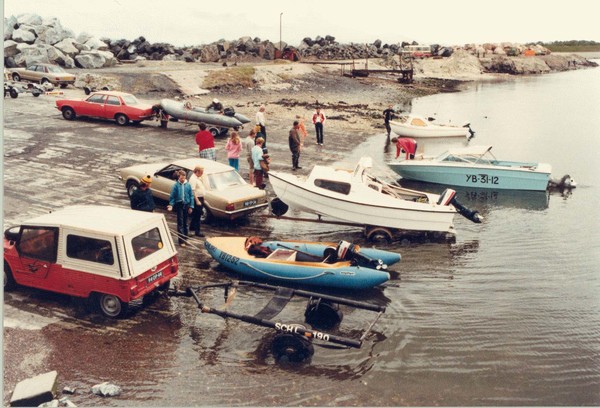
[463, 123, 476, 140]
[336, 240, 388, 270]
[438, 189, 483, 224]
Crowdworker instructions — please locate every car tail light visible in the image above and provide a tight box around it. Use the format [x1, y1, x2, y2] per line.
[226, 203, 235, 211]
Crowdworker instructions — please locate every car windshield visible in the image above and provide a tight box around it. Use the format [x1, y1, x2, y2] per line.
[207, 170, 245, 191]
[121, 95, 139, 105]
[46, 66, 66, 73]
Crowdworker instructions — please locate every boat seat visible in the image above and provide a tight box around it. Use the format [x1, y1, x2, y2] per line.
[266, 248, 296, 261]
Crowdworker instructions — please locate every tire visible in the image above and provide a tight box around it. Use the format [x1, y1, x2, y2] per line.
[271, 333, 314, 363]
[366, 227, 393, 243]
[40, 78, 50, 85]
[84, 86, 92, 95]
[60, 83, 68, 89]
[62, 107, 76, 120]
[304, 300, 343, 330]
[12, 73, 21, 82]
[95, 293, 128, 318]
[126, 180, 140, 198]
[32, 90, 42, 97]
[115, 113, 129, 126]
[209, 128, 219, 137]
[200, 206, 213, 223]
[4, 261, 16, 291]
[9, 89, 18, 99]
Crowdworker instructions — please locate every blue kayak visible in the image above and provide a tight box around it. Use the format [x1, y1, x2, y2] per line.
[205, 237, 400, 290]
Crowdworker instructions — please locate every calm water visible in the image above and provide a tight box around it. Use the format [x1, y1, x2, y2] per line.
[338, 64, 600, 405]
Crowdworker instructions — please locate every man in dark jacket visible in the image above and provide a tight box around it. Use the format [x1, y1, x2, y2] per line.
[130, 175, 156, 212]
[289, 120, 302, 170]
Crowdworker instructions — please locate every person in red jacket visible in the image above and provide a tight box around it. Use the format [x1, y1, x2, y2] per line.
[312, 107, 326, 145]
[195, 122, 216, 161]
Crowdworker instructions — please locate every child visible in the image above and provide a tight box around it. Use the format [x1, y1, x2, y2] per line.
[225, 131, 242, 171]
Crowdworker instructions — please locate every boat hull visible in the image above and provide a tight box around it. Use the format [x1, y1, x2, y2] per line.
[389, 121, 469, 138]
[160, 99, 249, 128]
[205, 237, 393, 290]
[388, 162, 551, 191]
[269, 172, 456, 233]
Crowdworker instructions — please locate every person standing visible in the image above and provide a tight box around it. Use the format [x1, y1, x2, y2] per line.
[195, 122, 217, 161]
[225, 131, 242, 171]
[244, 129, 257, 185]
[252, 137, 266, 189]
[295, 114, 308, 144]
[167, 170, 195, 247]
[289, 120, 302, 170]
[383, 105, 395, 139]
[255, 105, 267, 147]
[188, 165, 206, 237]
[312, 107, 326, 145]
[129, 175, 155, 212]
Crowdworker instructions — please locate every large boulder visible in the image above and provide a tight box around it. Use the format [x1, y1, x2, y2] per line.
[11, 28, 36, 43]
[200, 44, 220, 62]
[84, 37, 109, 50]
[16, 13, 43, 26]
[4, 15, 18, 40]
[75, 50, 116, 68]
[14, 43, 50, 66]
[4, 39, 19, 57]
[53, 38, 80, 56]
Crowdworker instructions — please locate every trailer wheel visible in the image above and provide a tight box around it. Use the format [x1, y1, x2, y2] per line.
[305, 300, 343, 330]
[4, 261, 16, 291]
[9, 88, 18, 99]
[95, 293, 128, 318]
[209, 127, 219, 137]
[84, 86, 92, 95]
[366, 226, 393, 243]
[271, 333, 314, 363]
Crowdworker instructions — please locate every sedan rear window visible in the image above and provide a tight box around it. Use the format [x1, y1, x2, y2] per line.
[207, 170, 245, 191]
[131, 227, 164, 261]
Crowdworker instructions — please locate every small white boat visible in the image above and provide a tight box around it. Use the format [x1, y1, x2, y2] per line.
[389, 114, 473, 139]
[268, 157, 482, 237]
[387, 145, 554, 191]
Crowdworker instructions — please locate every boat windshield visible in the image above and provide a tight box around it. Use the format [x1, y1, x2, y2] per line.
[207, 170, 246, 191]
[314, 179, 351, 195]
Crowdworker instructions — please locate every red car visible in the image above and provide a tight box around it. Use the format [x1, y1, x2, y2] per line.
[55, 91, 156, 126]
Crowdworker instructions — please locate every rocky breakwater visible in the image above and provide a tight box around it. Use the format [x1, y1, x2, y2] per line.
[4, 13, 118, 69]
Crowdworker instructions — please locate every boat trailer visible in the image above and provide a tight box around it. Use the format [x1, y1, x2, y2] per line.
[169, 280, 386, 363]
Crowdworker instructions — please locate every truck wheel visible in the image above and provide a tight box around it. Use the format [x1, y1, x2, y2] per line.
[96, 293, 128, 318]
[126, 180, 139, 198]
[62, 107, 76, 120]
[12, 73, 21, 82]
[115, 114, 129, 126]
[9, 89, 18, 99]
[4, 262, 16, 291]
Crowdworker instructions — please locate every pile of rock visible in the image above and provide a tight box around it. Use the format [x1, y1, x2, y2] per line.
[4, 13, 117, 68]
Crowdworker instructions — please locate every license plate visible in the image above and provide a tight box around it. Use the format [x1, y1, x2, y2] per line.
[243, 200, 257, 207]
[147, 271, 163, 284]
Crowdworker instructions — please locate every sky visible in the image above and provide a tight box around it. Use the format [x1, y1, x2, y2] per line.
[4, 0, 599, 47]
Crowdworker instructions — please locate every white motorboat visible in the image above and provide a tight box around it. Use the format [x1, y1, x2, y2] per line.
[387, 145, 556, 191]
[268, 157, 482, 237]
[389, 114, 474, 139]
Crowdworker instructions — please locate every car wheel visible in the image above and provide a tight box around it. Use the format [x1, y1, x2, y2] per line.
[9, 89, 18, 99]
[115, 114, 129, 126]
[12, 73, 21, 82]
[96, 293, 128, 318]
[62, 107, 76, 120]
[200, 206, 213, 223]
[60, 83, 68, 89]
[40, 78, 50, 85]
[126, 180, 140, 198]
[4, 261, 16, 291]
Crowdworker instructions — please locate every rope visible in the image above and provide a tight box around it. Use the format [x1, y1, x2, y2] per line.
[168, 228, 205, 251]
[240, 261, 335, 281]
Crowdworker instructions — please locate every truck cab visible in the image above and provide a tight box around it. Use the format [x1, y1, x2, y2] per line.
[4, 206, 179, 318]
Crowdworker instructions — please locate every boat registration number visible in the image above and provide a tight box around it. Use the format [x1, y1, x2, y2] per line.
[147, 271, 163, 284]
[466, 174, 499, 185]
[243, 199, 258, 207]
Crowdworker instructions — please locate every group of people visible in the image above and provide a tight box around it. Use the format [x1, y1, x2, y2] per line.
[129, 165, 206, 247]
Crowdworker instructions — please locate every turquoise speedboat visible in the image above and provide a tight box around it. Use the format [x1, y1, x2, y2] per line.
[205, 237, 400, 290]
[387, 145, 552, 191]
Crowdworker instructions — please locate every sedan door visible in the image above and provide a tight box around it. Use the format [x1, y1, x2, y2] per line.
[79, 94, 107, 117]
[103, 95, 122, 120]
